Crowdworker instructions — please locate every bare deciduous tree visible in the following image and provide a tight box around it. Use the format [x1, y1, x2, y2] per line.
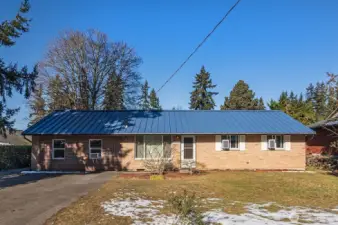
[39, 29, 142, 110]
[142, 143, 175, 175]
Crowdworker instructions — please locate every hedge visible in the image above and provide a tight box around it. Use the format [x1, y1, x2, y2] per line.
[306, 155, 338, 171]
[0, 145, 31, 170]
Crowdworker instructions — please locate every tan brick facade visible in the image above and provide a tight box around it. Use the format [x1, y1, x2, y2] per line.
[31, 134, 306, 171]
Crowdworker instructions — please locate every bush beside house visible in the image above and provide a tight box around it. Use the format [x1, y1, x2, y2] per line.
[0, 146, 31, 170]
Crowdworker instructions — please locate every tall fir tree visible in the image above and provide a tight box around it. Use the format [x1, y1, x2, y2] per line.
[220, 80, 263, 110]
[140, 80, 150, 110]
[149, 88, 161, 110]
[189, 66, 218, 110]
[257, 97, 265, 109]
[47, 75, 68, 111]
[103, 73, 124, 110]
[268, 91, 316, 125]
[313, 82, 327, 121]
[0, 0, 37, 135]
[28, 84, 46, 126]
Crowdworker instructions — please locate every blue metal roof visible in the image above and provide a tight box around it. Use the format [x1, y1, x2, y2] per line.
[22, 110, 315, 135]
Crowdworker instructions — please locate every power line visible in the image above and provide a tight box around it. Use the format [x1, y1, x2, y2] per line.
[156, 0, 242, 93]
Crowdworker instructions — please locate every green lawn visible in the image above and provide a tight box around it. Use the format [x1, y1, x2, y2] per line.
[46, 171, 338, 225]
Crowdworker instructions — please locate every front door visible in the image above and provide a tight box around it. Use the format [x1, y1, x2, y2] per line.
[181, 136, 196, 168]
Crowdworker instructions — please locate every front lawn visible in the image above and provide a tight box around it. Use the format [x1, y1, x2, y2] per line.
[46, 171, 338, 225]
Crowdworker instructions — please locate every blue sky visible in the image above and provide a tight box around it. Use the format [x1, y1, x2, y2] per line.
[1, 0, 338, 130]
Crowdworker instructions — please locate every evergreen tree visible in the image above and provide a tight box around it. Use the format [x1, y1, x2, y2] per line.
[306, 83, 315, 102]
[103, 73, 124, 110]
[28, 84, 46, 126]
[326, 86, 336, 118]
[257, 97, 265, 110]
[47, 75, 68, 110]
[313, 82, 327, 121]
[220, 80, 263, 110]
[0, 0, 37, 135]
[140, 80, 150, 110]
[149, 88, 161, 110]
[269, 91, 316, 125]
[189, 66, 218, 110]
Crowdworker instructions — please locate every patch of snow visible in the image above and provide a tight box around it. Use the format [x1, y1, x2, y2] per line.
[102, 197, 177, 225]
[102, 196, 338, 225]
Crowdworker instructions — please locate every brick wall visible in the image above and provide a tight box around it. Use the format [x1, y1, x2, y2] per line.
[306, 128, 337, 155]
[31, 134, 306, 171]
[196, 135, 306, 170]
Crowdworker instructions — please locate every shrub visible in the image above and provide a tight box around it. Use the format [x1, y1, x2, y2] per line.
[306, 155, 338, 171]
[167, 189, 205, 225]
[0, 145, 31, 170]
[150, 175, 164, 180]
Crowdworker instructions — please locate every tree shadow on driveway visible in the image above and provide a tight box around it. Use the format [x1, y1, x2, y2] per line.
[0, 174, 62, 189]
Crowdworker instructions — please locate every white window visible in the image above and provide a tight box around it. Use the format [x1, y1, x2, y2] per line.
[52, 139, 65, 159]
[267, 135, 284, 150]
[221, 135, 239, 150]
[135, 135, 171, 159]
[89, 139, 102, 159]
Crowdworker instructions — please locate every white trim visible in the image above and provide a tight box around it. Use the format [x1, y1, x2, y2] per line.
[215, 135, 222, 151]
[181, 135, 196, 168]
[239, 135, 246, 151]
[284, 135, 291, 151]
[264, 135, 286, 151]
[221, 135, 240, 151]
[134, 135, 172, 160]
[52, 139, 65, 160]
[89, 139, 102, 159]
[261, 135, 267, 150]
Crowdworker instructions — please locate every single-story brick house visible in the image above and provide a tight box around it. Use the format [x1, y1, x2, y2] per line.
[22, 110, 315, 171]
[306, 118, 338, 155]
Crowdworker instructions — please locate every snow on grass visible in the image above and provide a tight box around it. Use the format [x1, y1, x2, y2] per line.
[102, 193, 338, 225]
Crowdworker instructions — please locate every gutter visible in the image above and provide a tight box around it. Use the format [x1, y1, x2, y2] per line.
[23, 135, 32, 143]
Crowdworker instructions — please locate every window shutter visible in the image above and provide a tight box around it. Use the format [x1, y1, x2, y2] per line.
[284, 135, 291, 151]
[215, 135, 222, 151]
[239, 135, 246, 151]
[261, 135, 267, 150]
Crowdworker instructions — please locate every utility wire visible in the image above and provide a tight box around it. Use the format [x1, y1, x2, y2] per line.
[156, 0, 242, 93]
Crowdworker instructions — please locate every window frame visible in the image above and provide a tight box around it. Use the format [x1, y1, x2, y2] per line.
[89, 139, 103, 159]
[267, 135, 284, 150]
[52, 139, 66, 160]
[134, 135, 172, 160]
[221, 135, 240, 150]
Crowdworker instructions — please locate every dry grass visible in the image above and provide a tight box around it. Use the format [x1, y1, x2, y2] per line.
[45, 171, 338, 225]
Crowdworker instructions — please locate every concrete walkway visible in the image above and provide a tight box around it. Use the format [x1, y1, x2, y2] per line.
[0, 171, 116, 225]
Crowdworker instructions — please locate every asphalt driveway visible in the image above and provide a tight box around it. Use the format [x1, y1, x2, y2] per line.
[0, 171, 116, 225]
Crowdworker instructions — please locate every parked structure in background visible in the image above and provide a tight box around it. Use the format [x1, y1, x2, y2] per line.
[23, 110, 314, 172]
[306, 118, 338, 155]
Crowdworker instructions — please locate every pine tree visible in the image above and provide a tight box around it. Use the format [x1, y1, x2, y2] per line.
[140, 80, 150, 110]
[306, 83, 315, 102]
[28, 84, 46, 126]
[326, 86, 336, 118]
[257, 97, 265, 110]
[149, 88, 161, 110]
[189, 66, 218, 110]
[103, 73, 124, 110]
[0, 0, 37, 136]
[47, 75, 68, 111]
[269, 91, 316, 125]
[220, 80, 263, 110]
[314, 82, 327, 121]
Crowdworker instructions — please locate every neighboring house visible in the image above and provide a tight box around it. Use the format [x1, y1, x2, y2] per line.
[0, 130, 31, 146]
[306, 118, 338, 155]
[22, 110, 314, 171]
